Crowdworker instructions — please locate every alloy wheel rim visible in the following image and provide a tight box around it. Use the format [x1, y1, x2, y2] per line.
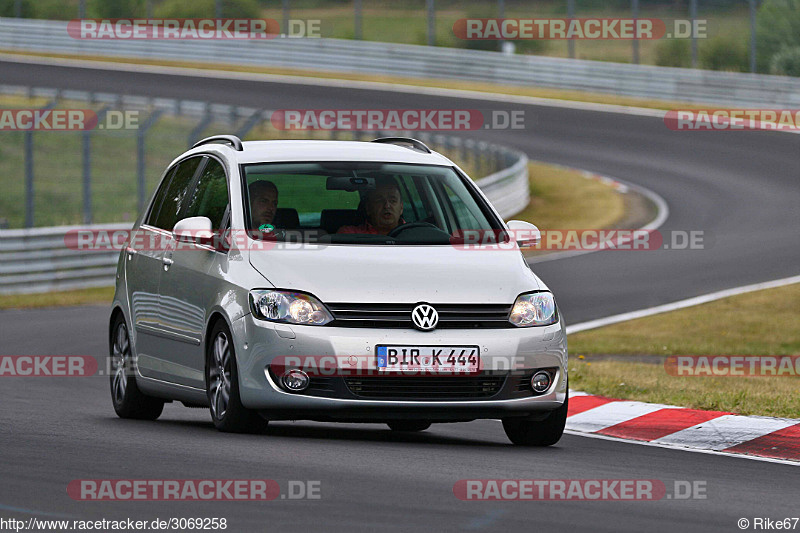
[111, 323, 129, 404]
[209, 332, 231, 420]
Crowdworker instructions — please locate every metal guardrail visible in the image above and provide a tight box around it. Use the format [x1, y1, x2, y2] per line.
[0, 87, 529, 295]
[0, 223, 128, 294]
[474, 152, 530, 218]
[409, 131, 530, 219]
[1, 18, 799, 107]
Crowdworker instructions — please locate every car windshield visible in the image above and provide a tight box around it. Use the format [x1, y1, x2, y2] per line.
[242, 161, 504, 245]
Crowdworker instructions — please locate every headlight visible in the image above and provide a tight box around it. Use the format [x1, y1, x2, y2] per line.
[250, 290, 333, 326]
[509, 291, 557, 327]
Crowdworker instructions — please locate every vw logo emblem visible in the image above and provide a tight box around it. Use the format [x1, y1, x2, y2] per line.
[411, 304, 438, 331]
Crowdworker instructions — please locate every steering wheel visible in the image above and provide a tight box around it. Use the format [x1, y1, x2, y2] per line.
[387, 221, 439, 238]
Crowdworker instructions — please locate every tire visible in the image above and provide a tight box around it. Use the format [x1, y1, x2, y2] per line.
[387, 420, 432, 432]
[502, 390, 568, 446]
[109, 314, 165, 420]
[206, 320, 268, 433]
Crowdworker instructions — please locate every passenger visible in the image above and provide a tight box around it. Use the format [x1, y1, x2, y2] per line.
[338, 177, 405, 235]
[248, 180, 278, 229]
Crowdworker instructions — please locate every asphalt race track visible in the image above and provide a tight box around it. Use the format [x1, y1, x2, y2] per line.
[1, 59, 798, 531]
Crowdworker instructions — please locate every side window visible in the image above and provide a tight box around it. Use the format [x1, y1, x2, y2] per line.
[149, 157, 203, 230]
[184, 158, 229, 229]
[145, 166, 177, 227]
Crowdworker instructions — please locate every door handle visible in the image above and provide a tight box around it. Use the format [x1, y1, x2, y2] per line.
[162, 257, 174, 266]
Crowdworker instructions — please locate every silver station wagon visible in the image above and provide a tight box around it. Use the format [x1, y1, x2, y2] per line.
[109, 135, 568, 445]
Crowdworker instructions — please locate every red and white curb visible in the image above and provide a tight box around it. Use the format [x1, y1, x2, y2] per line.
[566, 391, 800, 464]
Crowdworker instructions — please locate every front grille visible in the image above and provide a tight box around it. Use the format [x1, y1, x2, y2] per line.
[343, 374, 507, 400]
[327, 303, 513, 329]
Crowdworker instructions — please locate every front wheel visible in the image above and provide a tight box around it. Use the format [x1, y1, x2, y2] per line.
[502, 390, 568, 446]
[109, 314, 165, 420]
[206, 321, 268, 433]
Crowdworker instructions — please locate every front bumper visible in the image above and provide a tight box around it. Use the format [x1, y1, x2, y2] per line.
[232, 312, 568, 421]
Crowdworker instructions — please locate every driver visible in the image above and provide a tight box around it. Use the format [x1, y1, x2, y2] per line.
[249, 180, 278, 230]
[338, 177, 405, 235]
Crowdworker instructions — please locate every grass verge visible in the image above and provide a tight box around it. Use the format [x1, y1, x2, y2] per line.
[569, 284, 800, 356]
[0, 286, 115, 310]
[517, 163, 626, 231]
[569, 358, 800, 419]
[569, 283, 800, 418]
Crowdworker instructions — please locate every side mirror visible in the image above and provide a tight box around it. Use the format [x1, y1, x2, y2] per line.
[505, 220, 541, 249]
[172, 216, 214, 246]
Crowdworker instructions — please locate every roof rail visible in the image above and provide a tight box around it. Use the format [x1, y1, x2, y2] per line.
[192, 134, 244, 151]
[371, 137, 431, 154]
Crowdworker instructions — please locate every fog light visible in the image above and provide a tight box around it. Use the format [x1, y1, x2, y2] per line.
[282, 369, 310, 392]
[531, 371, 552, 393]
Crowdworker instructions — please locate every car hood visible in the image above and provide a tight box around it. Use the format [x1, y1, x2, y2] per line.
[248, 245, 544, 304]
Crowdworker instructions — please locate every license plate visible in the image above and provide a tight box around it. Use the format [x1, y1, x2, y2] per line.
[376, 345, 480, 373]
